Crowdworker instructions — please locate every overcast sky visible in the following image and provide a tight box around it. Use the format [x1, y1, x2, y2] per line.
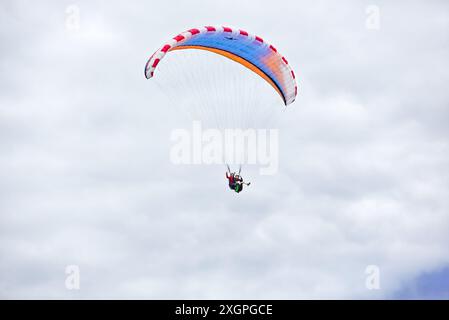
[1, 0, 449, 299]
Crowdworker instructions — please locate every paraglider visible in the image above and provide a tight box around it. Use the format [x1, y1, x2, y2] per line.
[144, 26, 297, 193]
[226, 165, 251, 193]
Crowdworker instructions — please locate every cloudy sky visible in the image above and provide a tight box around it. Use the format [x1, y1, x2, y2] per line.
[1, 0, 449, 299]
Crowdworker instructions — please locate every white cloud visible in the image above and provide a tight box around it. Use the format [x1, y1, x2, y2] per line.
[1, 0, 449, 299]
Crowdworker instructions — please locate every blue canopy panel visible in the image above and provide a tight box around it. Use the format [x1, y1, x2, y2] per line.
[176, 32, 287, 103]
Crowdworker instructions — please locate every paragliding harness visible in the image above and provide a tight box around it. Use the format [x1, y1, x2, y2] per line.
[234, 182, 242, 193]
[227, 165, 243, 193]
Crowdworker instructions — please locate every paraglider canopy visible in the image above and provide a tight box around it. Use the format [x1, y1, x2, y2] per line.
[145, 26, 297, 105]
